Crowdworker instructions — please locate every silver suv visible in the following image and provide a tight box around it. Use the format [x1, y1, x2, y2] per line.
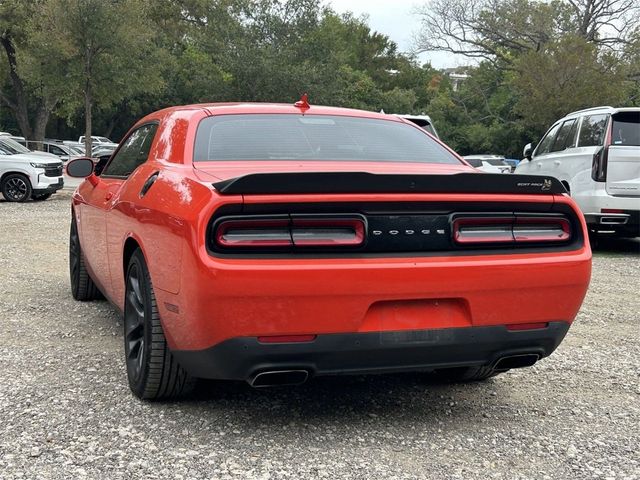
[0, 137, 64, 202]
[517, 106, 639, 237]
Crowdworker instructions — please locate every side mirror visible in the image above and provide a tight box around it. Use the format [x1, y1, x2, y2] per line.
[523, 143, 533, 161]
[66, 157, 94, 178]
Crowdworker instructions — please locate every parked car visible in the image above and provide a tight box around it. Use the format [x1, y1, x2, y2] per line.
[517, 106, 639, 237]
[63, 141, 86, 154]
[91, 144, 117, 156]
[0, 132, 27, 146]
[0, 136, 64, 201]
[41, 141, 81, 162]
[395, 114, 440, 138]
[66, 100, 591, 400]
[78, 135, 116, 146]
[504, 158, 521, 172]
[463, 155, 512, 173]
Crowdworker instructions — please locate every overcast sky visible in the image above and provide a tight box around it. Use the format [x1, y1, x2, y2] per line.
[326, 0, 466, 69]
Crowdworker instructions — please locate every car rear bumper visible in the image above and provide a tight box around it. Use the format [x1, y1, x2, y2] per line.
[155, 248, 591, 352]
[584, 210, 640, 235]
[172, 321, 570, 381]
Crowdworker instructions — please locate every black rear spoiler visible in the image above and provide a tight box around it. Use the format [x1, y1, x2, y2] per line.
[212, 172, 567, 195]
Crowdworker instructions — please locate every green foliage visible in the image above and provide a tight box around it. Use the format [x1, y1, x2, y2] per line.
[29, 0, 164, 115]
[0, 0, 638, 156]
[512, 36, 629, 128]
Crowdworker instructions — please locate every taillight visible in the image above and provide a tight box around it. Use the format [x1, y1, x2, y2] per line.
[453, 217, 513, 244]
[512, 217, 571, 242]
[291, 218, 365, 246]
[213, 216, 366, 249]
[591, 146, 609, 182]
[215, 218, 292, 247]
[452, 215, 571, 245]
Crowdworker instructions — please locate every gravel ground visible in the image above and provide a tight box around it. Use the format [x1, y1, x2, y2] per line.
[1, 192, 639, 480]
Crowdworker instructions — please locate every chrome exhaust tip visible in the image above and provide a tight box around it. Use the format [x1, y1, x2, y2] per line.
[494, 354, 540, 371]
[249, 370, 309, 388]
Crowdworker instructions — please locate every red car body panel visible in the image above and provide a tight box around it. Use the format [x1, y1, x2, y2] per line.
[71, 103, 591, 380]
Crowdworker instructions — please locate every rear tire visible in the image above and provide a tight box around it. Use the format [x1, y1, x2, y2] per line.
[69, 215, 101, 301]
[1, 173, 32, 202]
[124, 249, 196, 400]
[430, 366, 500, 383]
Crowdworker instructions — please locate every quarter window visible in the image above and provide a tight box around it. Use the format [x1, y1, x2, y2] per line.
[578, 114, 608, 147]
[611, 112, 640, 146]
[101, 124, 158, 178]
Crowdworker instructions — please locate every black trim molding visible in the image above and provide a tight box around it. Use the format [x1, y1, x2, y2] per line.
[212, 172, 567, 195]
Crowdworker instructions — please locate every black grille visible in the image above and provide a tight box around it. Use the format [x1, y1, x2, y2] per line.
[44, 164, 63, 177]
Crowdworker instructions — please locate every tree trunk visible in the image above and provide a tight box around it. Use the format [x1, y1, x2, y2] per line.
[32, 106, 51, 150]
[0, 33, 33, 139]
[84, 85, 92, 155]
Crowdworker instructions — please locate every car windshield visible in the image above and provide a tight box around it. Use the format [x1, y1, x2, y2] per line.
[194, 114, 462, 164]
[68, 145, 84, 155]
[611, 112, 640, 146]
[0, 137, 30, 154]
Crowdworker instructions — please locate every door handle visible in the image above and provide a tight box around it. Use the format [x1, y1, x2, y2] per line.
[105, 191, 113, 201]
[536, 162, 542, 169]
[553, 160, 561, 166]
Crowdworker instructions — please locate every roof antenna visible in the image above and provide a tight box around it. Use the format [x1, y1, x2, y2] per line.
[294, 93, 310, 111]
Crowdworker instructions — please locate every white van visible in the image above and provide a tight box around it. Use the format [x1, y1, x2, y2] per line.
[516, 106, 639, 237]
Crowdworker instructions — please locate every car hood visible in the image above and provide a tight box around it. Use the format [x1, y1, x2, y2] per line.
[192, 161, 474, 182]
[1, 152, 61, 164]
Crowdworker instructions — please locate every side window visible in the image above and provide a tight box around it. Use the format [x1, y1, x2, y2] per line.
[578, 114, 608, 147]
[101, 124, 158, 178]
[50, 145, 66, 156]
[535, 123, 561, 156]
[550, 119, 577, 152]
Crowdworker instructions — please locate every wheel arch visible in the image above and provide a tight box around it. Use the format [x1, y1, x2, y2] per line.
[123, 235, 143, 281]
[1, 170, 31, 184]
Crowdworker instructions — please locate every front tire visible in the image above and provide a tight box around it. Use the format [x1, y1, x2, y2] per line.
[69, 215, 101, 301]
[1, 173, 32, 202]
[124, 249, 195, 400]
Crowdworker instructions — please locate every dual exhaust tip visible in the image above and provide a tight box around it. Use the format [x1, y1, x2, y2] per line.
[247, 354, 540, 388]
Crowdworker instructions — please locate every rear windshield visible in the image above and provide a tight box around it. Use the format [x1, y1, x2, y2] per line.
[612, 112, 640, 146]
[194, 114, 461, 164]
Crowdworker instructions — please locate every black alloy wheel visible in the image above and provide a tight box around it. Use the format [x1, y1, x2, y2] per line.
[124, 249, 195, 400]
[1, 174, 32, 202]
[69, 215, 101, 301]
[125, 261, 147, 384]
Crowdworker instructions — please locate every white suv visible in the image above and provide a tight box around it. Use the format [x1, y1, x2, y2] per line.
[0, 137, 64, 202]
[516, 106, 639, 237]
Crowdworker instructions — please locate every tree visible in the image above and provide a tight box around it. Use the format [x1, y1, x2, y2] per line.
[414, 0, 640, 64]
[0, 0, 59, 144]
[30, 0, 165, 153]
[512, 35, 630, 127]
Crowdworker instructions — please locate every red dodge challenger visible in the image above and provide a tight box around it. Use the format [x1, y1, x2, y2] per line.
[67, 100, 591, 400]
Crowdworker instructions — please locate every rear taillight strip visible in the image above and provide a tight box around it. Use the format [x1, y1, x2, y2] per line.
[216, 219, 292, 247]
[453, 216, 571, 245]
[215, 216, 366, 249]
